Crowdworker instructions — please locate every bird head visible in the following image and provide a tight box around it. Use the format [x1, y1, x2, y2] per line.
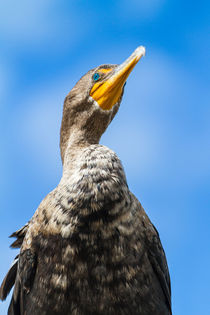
[60, 46, 145, 162]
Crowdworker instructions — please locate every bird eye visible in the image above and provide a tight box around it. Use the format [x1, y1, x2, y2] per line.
[93, 73, 100, 81]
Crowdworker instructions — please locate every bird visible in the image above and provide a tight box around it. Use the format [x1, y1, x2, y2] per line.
[0, 46, 171, 315]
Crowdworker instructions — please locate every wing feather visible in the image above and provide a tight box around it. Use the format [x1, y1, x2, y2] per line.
[0, 256, 18, 301]
[0, 223, 29, 302]
[147, 228, 172, 314]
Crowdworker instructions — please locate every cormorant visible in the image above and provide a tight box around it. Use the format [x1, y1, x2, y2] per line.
[0, 46, 171, 315]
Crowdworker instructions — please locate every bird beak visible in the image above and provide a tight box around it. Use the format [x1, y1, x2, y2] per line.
[90, 46, 146, 110]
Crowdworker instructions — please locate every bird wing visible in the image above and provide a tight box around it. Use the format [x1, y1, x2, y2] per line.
[146, 225, 172, 314]
[0, 223, 29, 301]
[0, 256, 19, 302]
[7, 249, 37, 315]
[132, 194, 172, 314]
[10, 223, 29, 249]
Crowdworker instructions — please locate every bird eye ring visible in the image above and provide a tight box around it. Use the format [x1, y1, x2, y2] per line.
[93, 72, 100, 81]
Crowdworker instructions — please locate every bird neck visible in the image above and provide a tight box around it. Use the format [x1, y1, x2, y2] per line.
[62, 127, 101, 172]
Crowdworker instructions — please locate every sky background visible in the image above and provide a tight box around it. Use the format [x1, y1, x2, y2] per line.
[0, 1, 209, 314]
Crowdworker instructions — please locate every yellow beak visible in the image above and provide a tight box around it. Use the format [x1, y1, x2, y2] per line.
[90, 46, 146, 110]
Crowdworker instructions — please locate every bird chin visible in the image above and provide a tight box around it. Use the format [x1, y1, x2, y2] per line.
[88, 96, 118, 113]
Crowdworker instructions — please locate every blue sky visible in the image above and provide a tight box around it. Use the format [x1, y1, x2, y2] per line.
[0, 1, 209, 314]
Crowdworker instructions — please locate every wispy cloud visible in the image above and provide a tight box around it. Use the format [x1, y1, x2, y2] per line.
[0, 1, 89, 48]
[10, 79, 69, 179]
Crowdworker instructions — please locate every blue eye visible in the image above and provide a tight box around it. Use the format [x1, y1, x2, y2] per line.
[93, 72, 100, 81]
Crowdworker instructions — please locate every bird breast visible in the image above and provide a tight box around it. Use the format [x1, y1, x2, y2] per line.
[53, 145, 131, 237]
[25, 145, 133, 243]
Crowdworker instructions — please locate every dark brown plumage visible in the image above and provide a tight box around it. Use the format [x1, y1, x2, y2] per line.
[0, 47, 171, 315]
